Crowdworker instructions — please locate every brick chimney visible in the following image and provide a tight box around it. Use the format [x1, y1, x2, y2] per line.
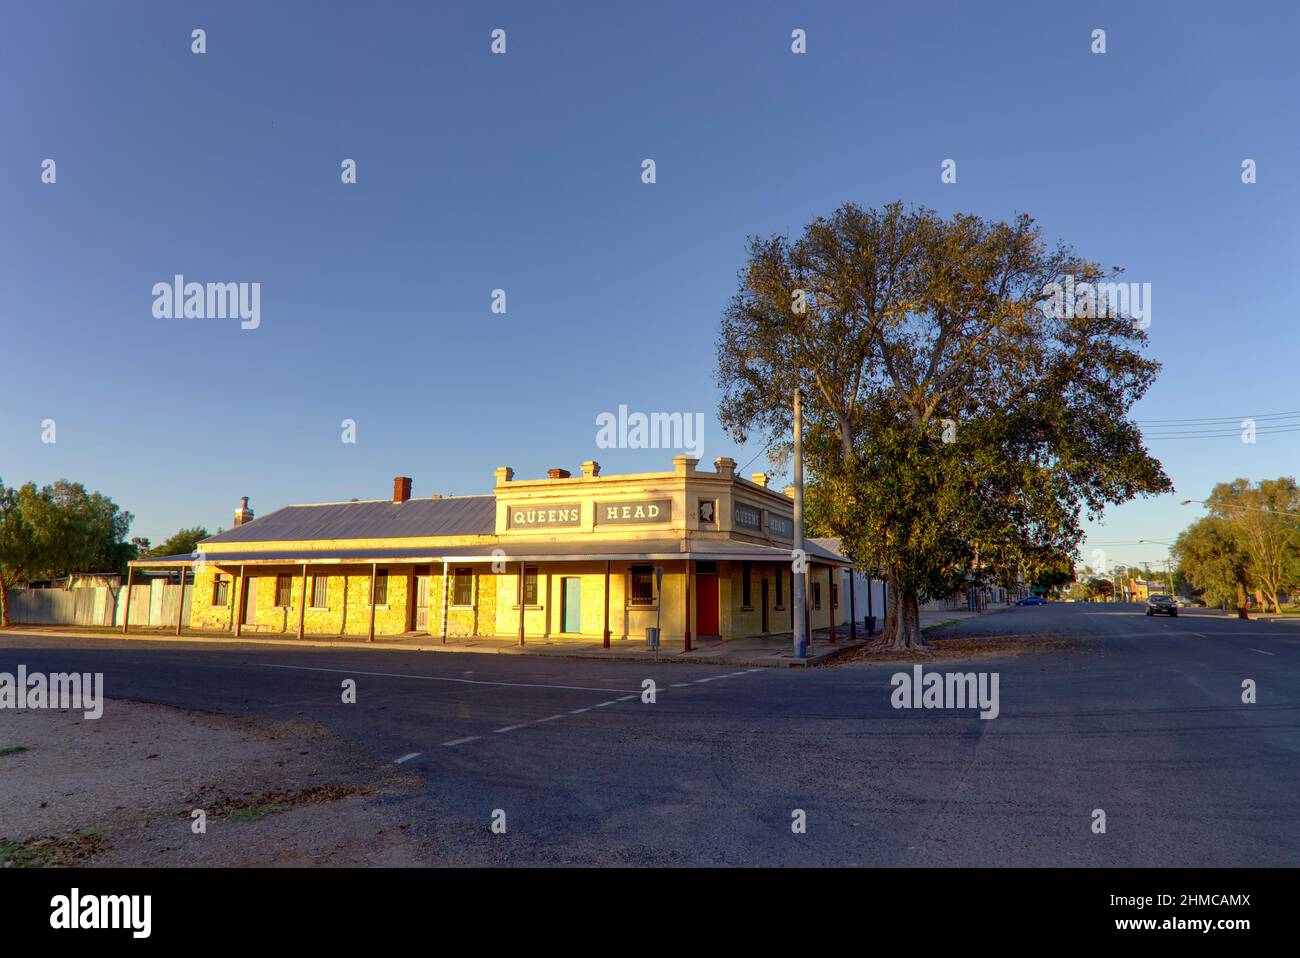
[750, 472, 769, 487]
[393, 476, 412, 503]
[581, 460, 600, 478]
[233, 496, 254, 527]
[547, 467, 572, 480]
[494, 466, 514, 485]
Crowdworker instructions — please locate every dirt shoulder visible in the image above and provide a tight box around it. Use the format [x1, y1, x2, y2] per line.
[832, 632, 1073, 665]
[0, 698, 426, 867]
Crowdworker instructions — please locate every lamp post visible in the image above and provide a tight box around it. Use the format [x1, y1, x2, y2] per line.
[792, 389, 808, 659]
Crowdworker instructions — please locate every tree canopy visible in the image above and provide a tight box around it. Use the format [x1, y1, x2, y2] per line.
[0, 478, 135, 626]
[1174, 477, 1300, 613]
[717, 202, 1170, 648]
[143, 527, 210, 559]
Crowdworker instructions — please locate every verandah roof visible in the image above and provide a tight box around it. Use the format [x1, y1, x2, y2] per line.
[128, 538, 851, 568]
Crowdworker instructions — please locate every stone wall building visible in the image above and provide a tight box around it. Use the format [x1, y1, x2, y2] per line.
[127, 456, 861, 649]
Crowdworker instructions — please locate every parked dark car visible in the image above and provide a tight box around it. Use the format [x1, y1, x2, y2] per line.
[1146, 593, 1178, 617]
[1015, 595, 1047, 606]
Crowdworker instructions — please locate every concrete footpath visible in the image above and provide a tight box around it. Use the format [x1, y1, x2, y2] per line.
[2, 604, 1007, 668]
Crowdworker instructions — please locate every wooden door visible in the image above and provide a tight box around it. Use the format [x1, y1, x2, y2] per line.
[696, 573, 719, 637]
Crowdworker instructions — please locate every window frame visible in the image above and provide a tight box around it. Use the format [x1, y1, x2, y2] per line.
[452, 567, 474, 607]
[371, 568, 389, 607]
[211, 575, 230, 607]
[629, 565, 656, 607]
[310, 574, 329, 609]
[774, 568, 784, 610]
[813, 581, 822, 610]
[741, 563, 752, 610]
[275, 574, 292, 609]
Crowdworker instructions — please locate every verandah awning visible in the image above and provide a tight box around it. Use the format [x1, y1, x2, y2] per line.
[128, 538, 851, 568]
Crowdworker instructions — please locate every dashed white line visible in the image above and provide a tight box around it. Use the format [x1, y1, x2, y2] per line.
[535, 714, 566, 723]
[671, 682, 692, 688]
[569, 707, 590, 714]
[494, 724, 527, 733]
[264, 663, 634, 694]
[1248, 648, 1276, 656]
[442, 736, 480, 747]
[593, 700, 617, 708]
[394, 752, 422, 764]
[616, 694, 638, 701]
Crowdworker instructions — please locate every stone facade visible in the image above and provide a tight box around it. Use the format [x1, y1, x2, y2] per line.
[143, 457, 857, 643]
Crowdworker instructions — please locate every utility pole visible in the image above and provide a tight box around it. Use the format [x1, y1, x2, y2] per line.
[792, 389, 807, 659]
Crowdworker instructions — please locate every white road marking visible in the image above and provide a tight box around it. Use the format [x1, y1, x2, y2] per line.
[394, 752, 422, 763]
[1248, 648, 1276, 656]
[535, 714, 566, 723]
[593, 700, 617, 708]
[264, 663, 634, 694]
[569, 708, 590, 714]
[671, 683, 692, 688]
[617, 694, 637, 701]
[442, 736, 480, 747]
[494, 724, 527, 733]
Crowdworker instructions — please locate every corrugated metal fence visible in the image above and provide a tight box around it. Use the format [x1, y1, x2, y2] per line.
[4, 583, 191, 628]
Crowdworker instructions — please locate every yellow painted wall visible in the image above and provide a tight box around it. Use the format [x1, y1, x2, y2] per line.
[188, 559, 851, 641]
[189, 564, 413, 637]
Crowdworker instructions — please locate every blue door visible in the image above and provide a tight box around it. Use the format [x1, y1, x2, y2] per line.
[562, 577, 582, 633]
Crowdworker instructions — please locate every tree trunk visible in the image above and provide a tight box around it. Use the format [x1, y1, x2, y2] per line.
[880, 577, 926, 650]
[0, 572, 9, 628]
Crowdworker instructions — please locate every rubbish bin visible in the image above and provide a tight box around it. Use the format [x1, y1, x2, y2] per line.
[645, 627, 660, 650]
[864, 615, 876, 637]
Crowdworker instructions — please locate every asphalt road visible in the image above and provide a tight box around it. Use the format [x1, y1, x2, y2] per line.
[2, 602, 1298, 866]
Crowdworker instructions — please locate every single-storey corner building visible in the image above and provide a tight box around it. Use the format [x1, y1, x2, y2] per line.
[128, 456, 868, 649]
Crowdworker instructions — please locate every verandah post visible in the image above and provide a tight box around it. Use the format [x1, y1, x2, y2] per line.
[121, 566, 134, 633]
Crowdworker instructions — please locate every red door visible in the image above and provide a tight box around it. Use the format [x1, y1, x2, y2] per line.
[696, 573, 719, 637]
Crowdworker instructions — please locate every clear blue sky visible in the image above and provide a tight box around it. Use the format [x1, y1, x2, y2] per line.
[3, 1, 1298, 571]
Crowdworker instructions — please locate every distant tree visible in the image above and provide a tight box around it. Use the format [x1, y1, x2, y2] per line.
[1173, 516, 1251, 613]
[0, 478, 134, 627]
[1030, 558, 1075, 595]
[144, 527, 209, 559]
[1086, 577, 1114, 600]
[1204, 478, 1300, 613]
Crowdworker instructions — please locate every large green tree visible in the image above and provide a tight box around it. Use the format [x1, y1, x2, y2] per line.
[0, 478, 135, 627]
[717, 202, 1169, 648]
[1172, 516, 1251, 612]
[1175, 478, 1300, 613]
[1206, 478, 1299, 613]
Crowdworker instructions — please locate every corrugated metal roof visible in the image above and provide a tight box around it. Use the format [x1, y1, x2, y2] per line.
[200, 496, 496, 544]
[131, 536, 851, 566]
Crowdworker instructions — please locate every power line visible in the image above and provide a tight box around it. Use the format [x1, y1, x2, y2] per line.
[1145, 424, 1300, 440]
[1137, 408, 1300, 425]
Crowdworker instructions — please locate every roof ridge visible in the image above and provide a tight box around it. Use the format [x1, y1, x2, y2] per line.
[283, 494, 494, 508]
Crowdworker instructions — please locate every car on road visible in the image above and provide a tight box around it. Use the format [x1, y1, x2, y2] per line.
[1146, 593, 1178, 617]
[1015, 595, 1048, 606]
